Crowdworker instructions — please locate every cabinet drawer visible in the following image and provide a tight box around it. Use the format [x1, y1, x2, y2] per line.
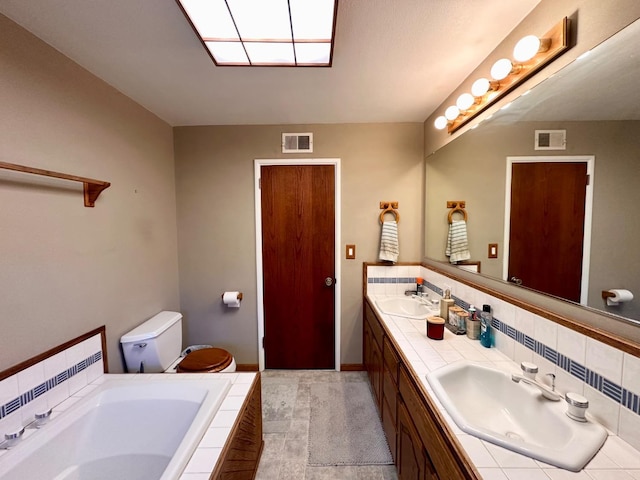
[383, 337, 400, 383]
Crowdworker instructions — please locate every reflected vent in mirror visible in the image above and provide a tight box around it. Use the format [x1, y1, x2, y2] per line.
[535, 130, 566, 150]
[282, 133, 313, 153]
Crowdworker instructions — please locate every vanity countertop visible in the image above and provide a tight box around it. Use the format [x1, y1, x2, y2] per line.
[367, 294, 640, 480]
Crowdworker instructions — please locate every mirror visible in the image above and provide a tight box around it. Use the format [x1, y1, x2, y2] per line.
[425, 18, 640, 324]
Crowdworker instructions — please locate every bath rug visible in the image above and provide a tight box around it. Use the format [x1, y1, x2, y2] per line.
[308, 381, 393, 466]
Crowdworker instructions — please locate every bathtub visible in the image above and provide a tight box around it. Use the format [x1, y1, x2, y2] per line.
[0, 376, 232, 480]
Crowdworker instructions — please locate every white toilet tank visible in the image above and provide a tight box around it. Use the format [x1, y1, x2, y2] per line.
[120, 311, 182, 373]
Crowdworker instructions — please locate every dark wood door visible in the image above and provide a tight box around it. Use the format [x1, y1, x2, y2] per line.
[261, 165, 335, 369]
[508, 162, 588, 302]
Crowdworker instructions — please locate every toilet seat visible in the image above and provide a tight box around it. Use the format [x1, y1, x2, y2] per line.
[176, 347, 234, 373]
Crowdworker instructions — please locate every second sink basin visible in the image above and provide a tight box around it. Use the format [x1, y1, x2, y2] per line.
[375, 296, 434, 319]
[426, 361, 607, 471]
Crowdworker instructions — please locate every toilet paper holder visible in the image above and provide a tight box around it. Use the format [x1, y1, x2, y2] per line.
[602, 289, 634, 306]
[221, 292, 243, 301]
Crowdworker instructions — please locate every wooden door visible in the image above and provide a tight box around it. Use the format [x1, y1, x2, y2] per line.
[261, 165, 335, 369]
[508, 162, 588, 302]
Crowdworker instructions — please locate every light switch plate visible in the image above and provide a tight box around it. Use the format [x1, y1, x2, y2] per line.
[488, 243, 498, 259]
[346, 244, 356, 259]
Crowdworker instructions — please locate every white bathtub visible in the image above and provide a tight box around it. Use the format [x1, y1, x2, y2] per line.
[0, 377, 232, 480]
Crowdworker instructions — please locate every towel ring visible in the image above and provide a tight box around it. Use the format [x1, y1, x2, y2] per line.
[379, 208, 400, 224]
[448, 207, 467, 224]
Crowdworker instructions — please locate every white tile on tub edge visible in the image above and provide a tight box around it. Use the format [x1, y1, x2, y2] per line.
[183, 447, 222, 473]
[585, 337, 623, 384]
[232, 372, 255, 384]
[484, 442, 538, 468]
[200, 426, 232, 448]
[211, 409, 240, 428]
[180, 473, 213, 480]
[220, 395, 244, 411]
[622, 353, 640, 396]
[627, 471, 640, 480]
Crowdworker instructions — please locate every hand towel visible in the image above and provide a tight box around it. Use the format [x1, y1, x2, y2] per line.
[378, 221, 399, 263]
[445, 220, 471, 263]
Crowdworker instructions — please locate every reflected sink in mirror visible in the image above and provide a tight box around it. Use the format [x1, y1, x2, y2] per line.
[374, 296, 436, 320]
[426, 361, 607, 471]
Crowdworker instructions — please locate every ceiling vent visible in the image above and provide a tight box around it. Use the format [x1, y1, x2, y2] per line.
[282, 133, 313, 153]
[534, 130, 566, 150]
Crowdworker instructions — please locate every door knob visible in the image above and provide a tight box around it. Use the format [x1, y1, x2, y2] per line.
[324, 277, 334, 287]
[509, 276, 523, 285]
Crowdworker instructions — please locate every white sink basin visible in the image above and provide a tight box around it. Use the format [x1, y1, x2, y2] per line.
[426, 361, 607, 471]
[375, 296, 434, 319]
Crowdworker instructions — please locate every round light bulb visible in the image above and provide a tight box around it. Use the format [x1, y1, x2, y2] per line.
[434, 116, 448, 130]
[491, 58, 513, 80]
[444, 105, 460, 121]
[513, 35, 541, 62]
[471, 78, 490, 97]
[456, 93, 475, 111]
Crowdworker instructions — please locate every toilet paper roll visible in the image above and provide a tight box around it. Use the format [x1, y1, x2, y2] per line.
[606, 289, 634, 306]
[222, 291, 242, 308]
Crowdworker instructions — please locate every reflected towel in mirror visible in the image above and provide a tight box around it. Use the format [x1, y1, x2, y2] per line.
[446, 220, 471, 263]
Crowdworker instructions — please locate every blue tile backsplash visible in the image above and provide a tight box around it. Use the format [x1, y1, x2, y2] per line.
[0, 351, 102, 421]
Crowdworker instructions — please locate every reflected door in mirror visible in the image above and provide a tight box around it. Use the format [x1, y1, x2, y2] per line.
[508, 162, 588, 302]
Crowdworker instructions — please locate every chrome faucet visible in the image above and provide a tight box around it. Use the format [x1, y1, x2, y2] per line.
[511, 362, 561, 401]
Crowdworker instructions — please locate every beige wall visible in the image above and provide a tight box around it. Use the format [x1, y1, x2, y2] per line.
[174, 124, 424, 365]
[0, 15, 180, 373]
[425, 120, 640, 320]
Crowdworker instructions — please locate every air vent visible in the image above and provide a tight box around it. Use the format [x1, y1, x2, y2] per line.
[534, 130, 566, 150]
[282, 133, 313, 153]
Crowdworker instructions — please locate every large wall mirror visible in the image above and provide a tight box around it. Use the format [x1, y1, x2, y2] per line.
[425, 18, 640, 327]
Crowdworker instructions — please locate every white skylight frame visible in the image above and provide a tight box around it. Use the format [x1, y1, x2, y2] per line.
[177, 0, 338, 67]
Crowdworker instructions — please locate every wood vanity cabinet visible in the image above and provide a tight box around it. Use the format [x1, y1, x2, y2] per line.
[364, 299, 480, 480]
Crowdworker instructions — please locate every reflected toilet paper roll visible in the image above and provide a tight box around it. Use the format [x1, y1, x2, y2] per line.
[222, 291, 242, 308]
[606, 289, 634, 306]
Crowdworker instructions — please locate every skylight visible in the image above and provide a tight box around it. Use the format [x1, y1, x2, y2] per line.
[177, 0, 338, 67]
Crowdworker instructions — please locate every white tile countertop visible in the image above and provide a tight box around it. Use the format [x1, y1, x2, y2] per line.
[368, 294, 640, 480]
[50, 371, 258, 480]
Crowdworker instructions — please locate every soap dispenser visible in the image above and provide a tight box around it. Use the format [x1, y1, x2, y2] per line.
[440, 289, 454, 322]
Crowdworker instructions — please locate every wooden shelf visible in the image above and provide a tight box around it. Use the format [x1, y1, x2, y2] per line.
[0, 161, 110, 207]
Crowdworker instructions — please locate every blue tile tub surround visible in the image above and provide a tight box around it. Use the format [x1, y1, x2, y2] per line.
[0, 351, 102, 420]
[366, 275, 640, 417]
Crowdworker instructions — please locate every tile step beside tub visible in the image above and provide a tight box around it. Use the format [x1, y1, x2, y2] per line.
[0, 326, 263, 480]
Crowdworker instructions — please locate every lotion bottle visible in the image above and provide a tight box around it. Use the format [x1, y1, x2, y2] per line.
[440, 289, 454, 322]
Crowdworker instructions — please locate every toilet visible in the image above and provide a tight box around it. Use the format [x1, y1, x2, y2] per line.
[120, 311, 236, 373]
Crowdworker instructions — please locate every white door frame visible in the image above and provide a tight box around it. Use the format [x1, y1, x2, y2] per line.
[254, 158, 341, 371]
[503, 155, 595, 305]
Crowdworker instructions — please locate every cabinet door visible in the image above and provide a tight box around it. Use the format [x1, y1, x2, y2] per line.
[397, 400, 438, 480]
[370, 335, 383, 410]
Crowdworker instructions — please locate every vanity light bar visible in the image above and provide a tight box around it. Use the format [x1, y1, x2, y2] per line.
[434, 17, 571, 134]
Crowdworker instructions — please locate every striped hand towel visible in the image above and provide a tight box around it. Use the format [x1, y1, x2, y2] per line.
[378, 221, 399, 263]
[445, 220, 471, 263]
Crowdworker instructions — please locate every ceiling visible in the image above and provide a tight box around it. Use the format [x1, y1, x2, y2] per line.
[0, 0, 541, 127]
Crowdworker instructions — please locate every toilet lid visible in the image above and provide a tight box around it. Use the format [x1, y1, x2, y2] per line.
[177, 348, 233, 372]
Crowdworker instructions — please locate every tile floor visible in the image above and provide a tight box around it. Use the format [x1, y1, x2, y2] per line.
[255, 370, 398, 480]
